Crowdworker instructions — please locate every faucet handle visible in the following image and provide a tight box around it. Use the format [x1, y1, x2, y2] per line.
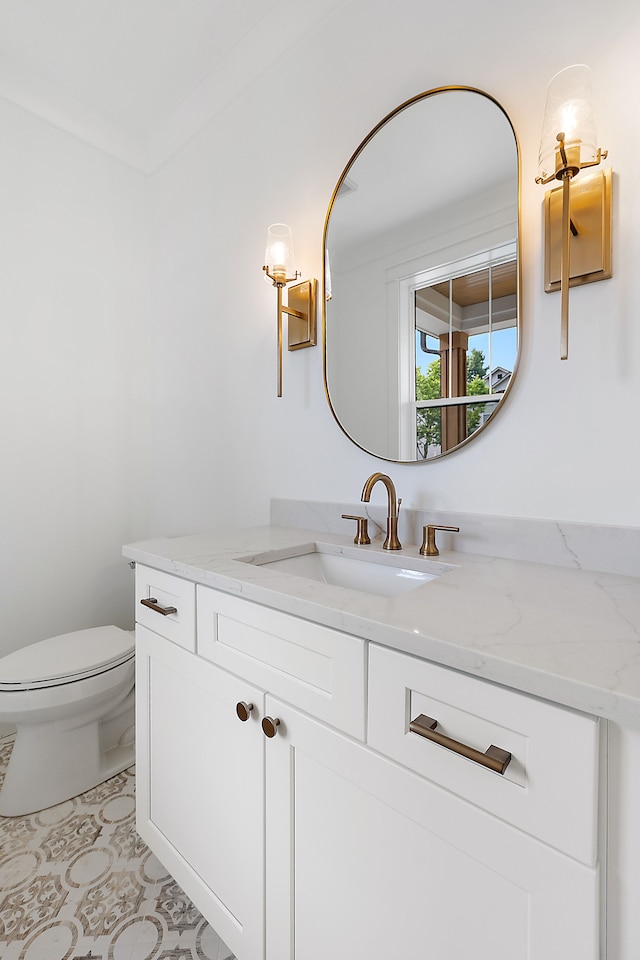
[341, 514, 371, 545]
[419, 524, 460, 557]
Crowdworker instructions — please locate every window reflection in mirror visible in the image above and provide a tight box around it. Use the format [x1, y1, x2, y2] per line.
[414, 258, 517, 459]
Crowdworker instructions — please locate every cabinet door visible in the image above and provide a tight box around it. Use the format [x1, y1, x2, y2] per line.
[136, 624, 265, 960]
[607, 721, 640, 960]
[264, 696, 599, 960]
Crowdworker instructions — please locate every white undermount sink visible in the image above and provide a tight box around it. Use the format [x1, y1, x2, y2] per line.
[237, 541, 454, 598]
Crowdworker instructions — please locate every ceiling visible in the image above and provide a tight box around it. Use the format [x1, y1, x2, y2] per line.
[0, 0, 340, 171]
[432, 261, 517, 308]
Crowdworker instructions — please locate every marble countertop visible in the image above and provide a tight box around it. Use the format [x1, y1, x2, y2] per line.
[123, 525, 640, 729]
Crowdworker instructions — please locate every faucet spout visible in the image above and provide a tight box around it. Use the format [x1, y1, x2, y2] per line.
[361, 472, 402, 550]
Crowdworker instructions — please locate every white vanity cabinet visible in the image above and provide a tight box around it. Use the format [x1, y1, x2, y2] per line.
[135, 568, 367, 960]
[134, 564, 603, 960]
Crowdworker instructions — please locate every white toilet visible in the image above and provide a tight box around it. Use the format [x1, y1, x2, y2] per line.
[0, 625, 135, 817]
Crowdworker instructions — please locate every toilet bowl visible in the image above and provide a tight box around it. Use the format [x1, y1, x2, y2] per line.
[0, 625, 135, 817]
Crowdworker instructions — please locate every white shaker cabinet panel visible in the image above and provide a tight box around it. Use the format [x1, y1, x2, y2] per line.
[135, 564, 196, 651]
[368, 643, 600, 865]
[136, 624, 265, 960]
[196, 585, 366, 738]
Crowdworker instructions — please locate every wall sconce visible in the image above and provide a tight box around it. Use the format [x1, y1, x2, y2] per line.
[536, 64, 611, 360]
[263, 223, 317, 397]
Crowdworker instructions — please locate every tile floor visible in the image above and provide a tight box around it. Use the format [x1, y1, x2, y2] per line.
[0, 735, 235, 960]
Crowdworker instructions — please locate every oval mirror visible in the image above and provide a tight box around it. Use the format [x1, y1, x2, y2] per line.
[323, 87, 520, 462]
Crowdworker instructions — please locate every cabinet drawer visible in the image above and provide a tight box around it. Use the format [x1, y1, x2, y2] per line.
[368, 644, 599, 865]
[135, 565, 196, 651]
[197, 586, 366, 739]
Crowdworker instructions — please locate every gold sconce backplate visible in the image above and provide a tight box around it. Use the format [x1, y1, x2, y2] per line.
[287, 278, 317, 350]
[544, 167, 612, 293]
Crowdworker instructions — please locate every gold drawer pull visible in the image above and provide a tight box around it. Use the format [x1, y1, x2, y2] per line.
[140, 597, 178, 617]
[409, 714, 512, 775]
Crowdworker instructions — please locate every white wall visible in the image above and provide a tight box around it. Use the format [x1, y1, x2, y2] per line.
[2, 0, 639, 654]
[146, 0, 640, 533]
[0, 100, 150, 656]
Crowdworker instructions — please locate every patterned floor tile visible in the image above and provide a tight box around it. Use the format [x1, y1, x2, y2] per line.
[0, 736, 235, 960]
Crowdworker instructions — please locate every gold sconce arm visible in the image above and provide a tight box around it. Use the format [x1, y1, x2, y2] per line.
[262, 224, 317, 397]
[264, 273, 317, 398]
[559, 163, 573, 362]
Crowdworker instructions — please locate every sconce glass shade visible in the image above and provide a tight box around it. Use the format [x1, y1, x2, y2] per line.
[537, 65, 599, 182]
[264, 223, 296, 284]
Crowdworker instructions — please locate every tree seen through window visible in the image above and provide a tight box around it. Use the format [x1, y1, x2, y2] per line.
[415, 348, 490, 459]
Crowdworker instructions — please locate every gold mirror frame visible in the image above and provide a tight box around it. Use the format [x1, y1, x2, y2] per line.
[322, 86, 521, 463]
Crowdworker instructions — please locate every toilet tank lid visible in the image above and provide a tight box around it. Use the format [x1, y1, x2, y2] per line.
[0, 626, 134, 686]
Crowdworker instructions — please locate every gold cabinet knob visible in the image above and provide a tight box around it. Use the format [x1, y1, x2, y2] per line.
[262, 716, 281, 738]
[236, 701, 254, 722]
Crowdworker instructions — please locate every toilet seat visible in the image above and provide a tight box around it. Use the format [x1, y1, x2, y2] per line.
[0, 625, 135, 691]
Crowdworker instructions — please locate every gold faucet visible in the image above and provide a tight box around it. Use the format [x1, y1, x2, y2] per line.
[361, 472, 402, 550]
